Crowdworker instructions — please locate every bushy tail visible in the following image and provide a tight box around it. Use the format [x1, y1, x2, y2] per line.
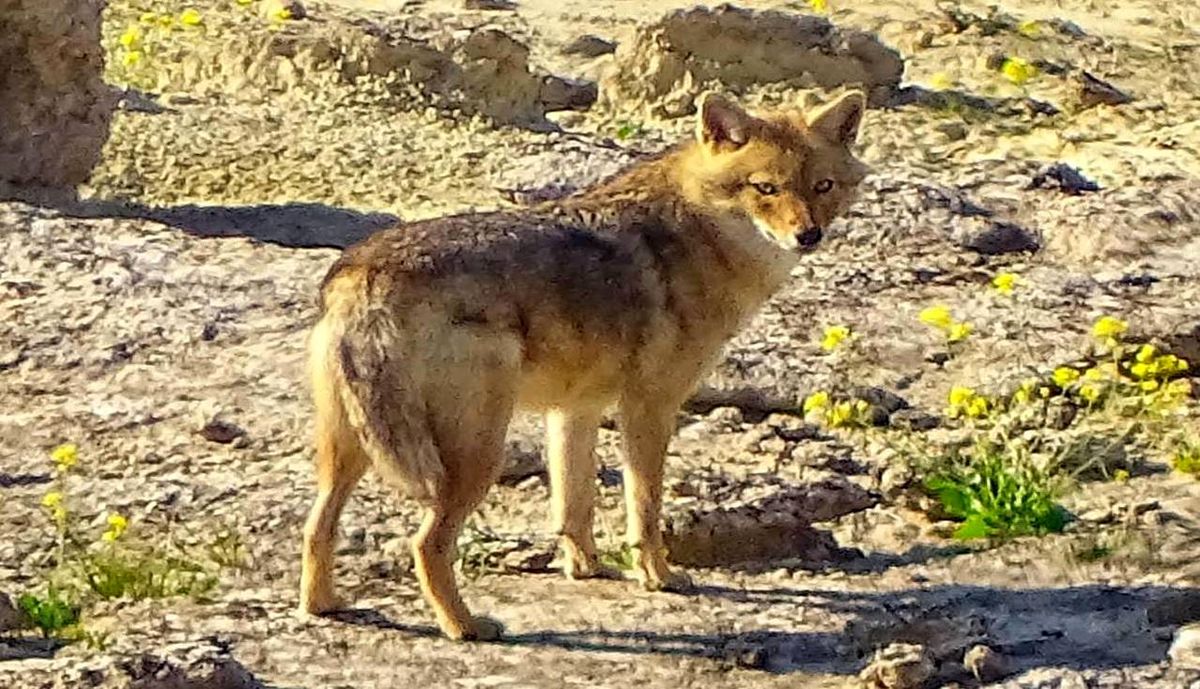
[309, 274, 444, 501]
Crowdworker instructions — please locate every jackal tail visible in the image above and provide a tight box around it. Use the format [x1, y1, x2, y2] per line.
[308, 272, 444, 501]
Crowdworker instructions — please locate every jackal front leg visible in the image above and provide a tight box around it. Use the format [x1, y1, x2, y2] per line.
[546, 407, 620, 580]
[619, 397, 693, 592]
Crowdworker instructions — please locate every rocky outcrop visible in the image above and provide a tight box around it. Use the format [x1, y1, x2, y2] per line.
[599, 4, 904, 117]
[0, 0, 115, 196]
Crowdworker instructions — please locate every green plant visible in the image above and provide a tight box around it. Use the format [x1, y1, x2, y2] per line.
[614, 121, 645, 141]
[19, 444, 239, 647]
[17, 588, 80, 638]
[1171, 437, 1200, 477]
[75, 549, 217, 601]
[598, 543, 635, 572]
[922, 438, 1068, 540]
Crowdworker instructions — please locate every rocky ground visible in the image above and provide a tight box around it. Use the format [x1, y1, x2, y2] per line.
[3, 0, 1200, 687]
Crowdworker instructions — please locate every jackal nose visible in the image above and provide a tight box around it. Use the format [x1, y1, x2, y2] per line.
[796, 226, 823, 248]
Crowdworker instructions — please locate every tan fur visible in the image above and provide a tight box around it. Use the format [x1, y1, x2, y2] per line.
[298, 91, 869, 641]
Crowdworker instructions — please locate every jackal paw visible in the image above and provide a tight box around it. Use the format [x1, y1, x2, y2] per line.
[638, 567, 694, 594]
[298, 591, 348, 618]
[444, 615, 505, 642]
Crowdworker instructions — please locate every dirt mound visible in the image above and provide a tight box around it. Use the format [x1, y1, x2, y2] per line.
[0, 0, 115, 194]
[599, 3, 904, 117]
[101, 4, 581, 126]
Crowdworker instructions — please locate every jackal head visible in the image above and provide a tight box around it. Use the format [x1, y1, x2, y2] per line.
[688, 90, 868, 252]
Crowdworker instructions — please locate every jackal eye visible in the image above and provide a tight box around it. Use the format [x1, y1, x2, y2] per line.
[751, 181, 779, 196]
[814, 179, 835, 194]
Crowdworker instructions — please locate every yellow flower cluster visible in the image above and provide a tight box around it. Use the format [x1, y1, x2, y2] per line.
[821, 325, 851, 353]
[41, 491, 68, 524]
[919, 305, 974, 344]
[102, 513, 129, 542]
[992, 272, 1020, 295]
[803, 392, 870, 429]
[1001, 57, 1038, 85]
[51, 443, 78, 472]
[947, 386, 990, 419]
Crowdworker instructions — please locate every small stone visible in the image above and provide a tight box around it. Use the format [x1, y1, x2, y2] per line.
[852, 387, 910, 414]
[952, 216, 1040, 255]
[1028, 162, 1100, 195]
[463, 0, 517, 10]
[859, 643, 934, 689]
[963, 643, 1008, 682]
[199, 418, 247, 444]
[1077, 71, 1133, 108]
[539, 76, 598, 111]
[499, 439, 545, 485]
[889, 409, 940, 432]
[708, 405, 744, 426]
[562, 35, 617, 58]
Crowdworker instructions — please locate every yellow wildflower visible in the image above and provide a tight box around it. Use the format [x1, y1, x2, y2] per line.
[1052, 367, 1080, 387]
[949, 386, 976, 407]
[965, 396, 989, 418]
[179, 8, 202, 25]
[808, 0, 828, 12]
[1011, 379, 1037, 406]
[1113, 469, 1130, 483]
[1092, 316, 1128, 340]
[271, 7, 293, 21]
[1078, 383, 1101, 404]
[102, 513, 129, 542]
[1135, 344, 1157, 363]
[803, 391, 830, 413]
[947, 322, 974, 343]
[827, 401, 854, 427]
[1084, 364, 1114, 381]
[51, 443, 78, 471]
[1038, 386, 1052, 399]
[929, 72, 955, 91]
[1001, 56, 1038, 85]
[41, 491, 63, 509]
[992, 272, 1018, 295]
[919, 305, 954, 330]
[1140, 380, 1160, 392]
[119, 26, 141, 49]
[122, 50, 143, 67]
[820, 325, 851, 353]
[1157, 355, 1187, 375]
[1130, 362, 1152, 380]
[1017, 20, 1041, 38]
[854, 399, 870, 414]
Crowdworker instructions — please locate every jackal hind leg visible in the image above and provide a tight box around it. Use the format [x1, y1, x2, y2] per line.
[412, 332, 518, 641]
[299, 407, 369, 616]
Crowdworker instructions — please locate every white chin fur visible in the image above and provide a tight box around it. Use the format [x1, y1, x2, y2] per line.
[752, 217, 798, 251]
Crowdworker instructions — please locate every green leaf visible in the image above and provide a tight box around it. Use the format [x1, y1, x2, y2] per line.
[953, 515, 995, 540]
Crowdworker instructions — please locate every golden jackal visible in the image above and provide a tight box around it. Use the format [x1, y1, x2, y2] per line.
[300, 91, 867, 640]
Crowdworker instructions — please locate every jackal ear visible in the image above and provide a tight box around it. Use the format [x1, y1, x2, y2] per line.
[808, 91, 866, 146]
[696, 92, 753, 150]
